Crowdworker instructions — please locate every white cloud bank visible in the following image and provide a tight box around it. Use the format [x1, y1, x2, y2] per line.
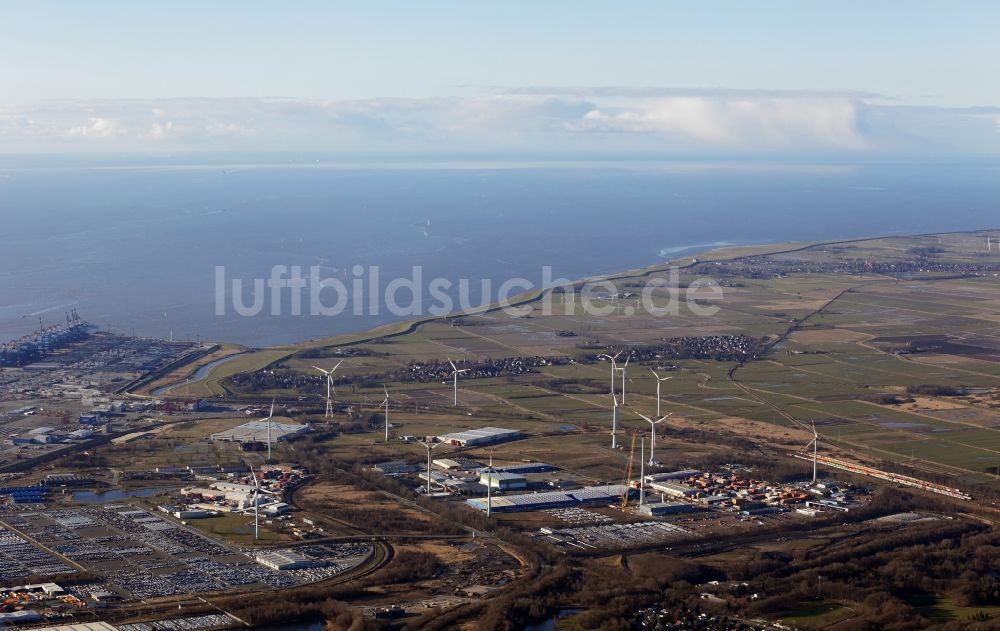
[574, 96, 868, 150]
[0, 89, 996, 155]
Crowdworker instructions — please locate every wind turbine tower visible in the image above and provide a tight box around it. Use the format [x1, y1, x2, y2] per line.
[611, 393, 620, 449]
[639, 438, 646, 506]
[265, 397, 275, 462]
[448, 359, 469, 406]
[380, 386, 390, 442]
[616, 352, 631, 403]
[597, 351, 621, 397]
[805, 421, 821, 483]
[415, 439, 442, 494]
[486, 451, 494, 517]
[245, 466, 275, 541]
[312, 360, 344, 419]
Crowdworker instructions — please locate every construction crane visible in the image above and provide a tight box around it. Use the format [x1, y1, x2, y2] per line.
[621, 431, 637, 511]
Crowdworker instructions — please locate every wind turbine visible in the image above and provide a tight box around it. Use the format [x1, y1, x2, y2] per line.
[415, 439, 443, 494]
[649, 369, 674, 417]
[635, 410, 671, 466]
[639, 438, 645, 506]
[485, 450, 495, 517]
[379, 385, 390, 442]
[597, 351, 621, 398]
[312, 360, 343, 419]
[610, 392, 620, 449]
[447, 359, 469, 406]
[616, 352, 632, 404]
[242, 465, 277, 541]
[264, 397, 275, 462]
[805, 421, 821, 483]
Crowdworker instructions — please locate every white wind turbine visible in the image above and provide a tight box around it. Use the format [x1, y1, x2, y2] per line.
[485, 450, 495, 517]
[415, 439, 443, 494]
[597, 351, 622, 398]
[240, 465, 277, 541]
[635, 410, 671, 466]
[312, 360, 343, 419]
[639, 437, 646, 506]
[264, 397, 275, 462]
[379, 385, 390, 442]
[805, 421, 821, 483]
[649, 369, 674, 417]
[616, 352, 632, 404]
[610, 392, 620, 449]
[447, 359, 469, 406]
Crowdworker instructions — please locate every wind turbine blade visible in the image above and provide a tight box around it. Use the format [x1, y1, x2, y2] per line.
[448, 358, 457, 371]
[312, 365, 328, 374]
[268, 397, 275, 420]
[331, 359, 344, 372]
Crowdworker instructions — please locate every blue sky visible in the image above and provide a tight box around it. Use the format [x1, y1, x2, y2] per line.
[1, 1, 998, 155]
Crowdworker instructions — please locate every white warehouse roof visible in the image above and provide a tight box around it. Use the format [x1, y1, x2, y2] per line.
[437, 426, 520, 445]
[210, 419, 309, 443]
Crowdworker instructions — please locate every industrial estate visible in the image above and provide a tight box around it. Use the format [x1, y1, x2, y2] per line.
[1, 231, 999, 630]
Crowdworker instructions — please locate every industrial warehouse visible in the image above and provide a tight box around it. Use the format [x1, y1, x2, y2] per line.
[466, 484, 631, 512]
[209, 419, 310, 443]
[435, 426, 520, 446]
[256, 549, 328, 571]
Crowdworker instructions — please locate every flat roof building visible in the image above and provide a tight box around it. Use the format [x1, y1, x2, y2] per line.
[644, 470, 702, 483]
[0, 610, 42, 624]
[433, 457, 483, 470]
[650, 481, 699, 498]
[256, 549, 327, 571]
[479, 471, 527, 490]
[465, 484, 633, 513]
[498, 462, 556, 474]
[437, 426, 521, 447]
[210, 419, 309, 444]
[467, 491, 576, 513]
[639, 501, 700, 516]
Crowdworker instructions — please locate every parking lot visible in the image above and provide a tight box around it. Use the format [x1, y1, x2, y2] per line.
[541, 521, 694, 551]
[543, 507, 613, 526]
[0, 505, 371, 600]
[0, 523, 78, 579]
[118, 613, 241, 631]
